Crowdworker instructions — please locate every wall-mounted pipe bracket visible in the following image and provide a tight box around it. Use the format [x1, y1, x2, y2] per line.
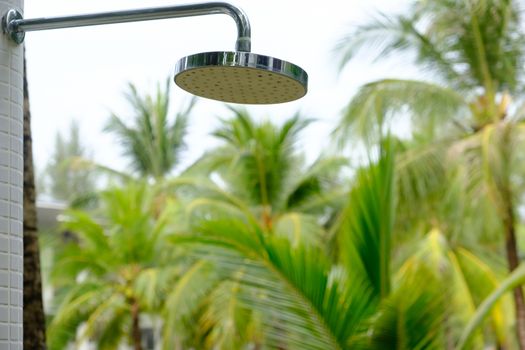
[2, 9, 24, 44]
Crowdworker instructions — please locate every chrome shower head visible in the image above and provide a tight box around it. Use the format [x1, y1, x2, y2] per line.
[2, 2, 308, 104]
[174, 51, 308, 104]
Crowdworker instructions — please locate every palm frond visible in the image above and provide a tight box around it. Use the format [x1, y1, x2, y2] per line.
[393, 138, 450, 232]
[397, 229, 483, 347]
[80, 293, 128, 344]
[421, 0, 524, 93]
[179, 148, 234, 177]
[164, 176, 258, 224]
[47, 282, 115, 350]
[274, 212, 325, 247]
[96, 307, 129, 350]
[366, 264, 446, 350]
[199, 280, 256, 350]
[457, 263, 525, 350]
[48, 183, 180, 349]
[60, 209, 108, 251]
[455, 248, 511, 347]
[336, 11, 462, 82]
[284, 156, 348, 213]
[50, 244, 112, 283]
[338, 1, 525, 93]
[105, 79, 194, 179]
[395, 228, 512, 348]
[339, 138, 395, 300]
[134, 265, 180, 311]
[209, 109, 311, 209]
[447, 123, 518, 223]
[174, 218, 376, 350]
[67, 156, 135, 183]
[333, 79, 469, 147]
[162, 260, 220, 349]
[336, 13, 417, 68]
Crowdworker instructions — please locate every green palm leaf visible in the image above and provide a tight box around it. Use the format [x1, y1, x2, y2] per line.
[199, 280, 256, 350]
[104, 79, 195, 179]
[47, 282, 114, 349]
[458, 263, 525, 350]
[47, 182, 181, 349]
[336, 11, 461, 81]
[367, 264, 446, 350]
[174, 218, 376, 350]
[339, 138, 395, 300]
[333, 79, 469, 147]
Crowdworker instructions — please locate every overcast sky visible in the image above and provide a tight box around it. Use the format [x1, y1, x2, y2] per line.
[24, 0, 413, 173]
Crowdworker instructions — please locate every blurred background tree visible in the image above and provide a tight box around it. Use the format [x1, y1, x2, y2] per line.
[335, 0, 525, 348]
[40, 120, 98, 204]
[35, 1, 525, 349]
[104, 80, 195, 181]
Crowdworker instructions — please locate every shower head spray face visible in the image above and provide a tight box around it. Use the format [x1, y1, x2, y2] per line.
[174, 51, 308, 104]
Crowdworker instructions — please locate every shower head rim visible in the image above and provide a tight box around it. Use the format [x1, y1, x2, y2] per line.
[174, 51, 308, 104]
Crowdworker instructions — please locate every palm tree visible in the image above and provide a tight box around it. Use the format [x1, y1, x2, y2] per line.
[339, 138, 502, 348]
[335, 0, 525, 347]
[46, 183, 179, 350]
[42, 120, 98, 203]
[178, 108, 347, 246]
[156, 110, 348, 349]
[23, 49, 47, 348]
[172, 140, 450, 349]
[104, 79, 195, 180]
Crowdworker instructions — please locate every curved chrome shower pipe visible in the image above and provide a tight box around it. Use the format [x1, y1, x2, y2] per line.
[1, 2, 252, 51]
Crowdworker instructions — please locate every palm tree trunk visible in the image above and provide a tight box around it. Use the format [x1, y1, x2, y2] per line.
[22, 51, 47, 348]
[131, 299, 143, 350]
[498, 125, 525, 350]
[502, 201, 525, 350]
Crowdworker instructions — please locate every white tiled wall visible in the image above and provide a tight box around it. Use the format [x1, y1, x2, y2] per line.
[0, 0, 24, 349]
